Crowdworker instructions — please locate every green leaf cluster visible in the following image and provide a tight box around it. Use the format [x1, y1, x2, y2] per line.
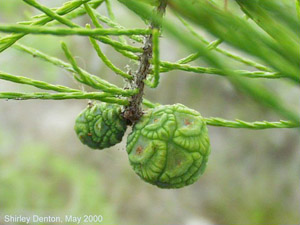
[0, 0, 299, 128]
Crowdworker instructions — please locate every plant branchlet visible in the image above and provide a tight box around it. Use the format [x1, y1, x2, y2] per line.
[0, 0, 298, 129]
[123, 0, 167, 124]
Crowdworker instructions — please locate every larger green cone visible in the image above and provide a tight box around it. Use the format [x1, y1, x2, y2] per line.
[127, 104, 211, 188]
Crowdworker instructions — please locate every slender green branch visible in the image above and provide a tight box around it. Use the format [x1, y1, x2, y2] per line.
[83, 10, 132, 80]
[207, 39, 223, 51]
[63, 42, 138, 95]
[38, 0, 105, 27]
[25, 0, 104, 25]
[175, 39, 223, 65]
[61, 41, 133, 94]
[61, 9, 141, 61]
[140, 101, 300, 129]
[145, 28, 160, 88]
[0, 0, 298, 132]
[151, 28, 160, 87]
[123, 0, 167, 123]
[84, 3, 102, 28]
[23, 0, 79, 28]
[236, 1, 300, 64]
[15, 3, 136, 82]
[13, 43, 76, 73]
[119, 0, 300, 123]
[204, 117, 299, 129]
[0, 24, 151, 38]
[153, 38, 224, 77]
[171, 0, 300, 83]
[61, 42, 90, 84]
[91, 9, 141, 60]
[105, 0, 126, 45]
[3, 0, 144, 55]
[11, 42, 137, 96]
[0, 71, 80, 93]
[21, 0, 143, 58]
[0, 0, 92, 53]
[105, 0, 115, 20]
[0, 92, 128, 105]
[142, 99, 157, 108]
[68, 2, 141, 60]
[176, 52, 202, 65]
[88, 30, 132, 80]
[159, 61, 282, 79]
[177, 15, 272, 72]
[22, 0, 102, 24]
[90, 8, 140, 60]
[112, 45, 140, 60]
[93, 10, 144, 43]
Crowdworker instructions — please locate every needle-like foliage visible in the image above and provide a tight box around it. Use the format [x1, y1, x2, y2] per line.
[0, 0, 299, 130]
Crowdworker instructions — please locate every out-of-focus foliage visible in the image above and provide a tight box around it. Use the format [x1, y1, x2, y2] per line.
[0, 136, 117, 224]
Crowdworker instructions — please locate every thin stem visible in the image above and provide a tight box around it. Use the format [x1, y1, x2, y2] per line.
[23, 0, 79, 28]
[142, 99, 157, 108]
[83, 13, 131, 80]
[177, 15, 272, 72]
[123, 0, 167, 123]
[84, 3, 102, 28]
[159, 61, 282, 79]
[61, 41, 137, 95]
[21, 0, 103, 25]
[31, 0, 140, 60]
[105, 0, 115, 20]
[0, 71, 80, 93]
[0, 24, 151, 38]
[175, 39, 223, 65]
[0, 92, 128, 105]
[11, 41, 137, 96]
[93, 10, 144, 43]
[89, 32, 132, 80]
[92, 9, 141, 60]
[121, 0, 300, 123]
[173, 1, 300, 83]
[10, 0, 145, 55]
[90, 8, 141, 60]
[236, 1, 300, 64]
[0, 0, 93, 53]
[145, 28, 160, 88]
[62, 41, 98, 85]
[204, 117, 299, 129]
[42, 0, 105, 27]
[104, 0, 129, 45]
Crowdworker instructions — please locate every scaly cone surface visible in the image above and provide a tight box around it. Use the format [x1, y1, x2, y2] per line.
[127, 104, 211, 188]
[75, 103, 127, 150]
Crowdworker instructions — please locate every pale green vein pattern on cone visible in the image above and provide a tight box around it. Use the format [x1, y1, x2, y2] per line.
[75, 103, 127, 149]
[127, 104, 211, 189]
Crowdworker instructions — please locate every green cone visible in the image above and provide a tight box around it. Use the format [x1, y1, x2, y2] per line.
[75, 103, 127, 150]
[127, 104, 211, 188]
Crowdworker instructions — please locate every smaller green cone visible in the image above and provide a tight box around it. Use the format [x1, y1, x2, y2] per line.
[75, 103, 127, 150]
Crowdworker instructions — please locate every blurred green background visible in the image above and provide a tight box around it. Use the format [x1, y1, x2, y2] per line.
[0, 0, 300, 224]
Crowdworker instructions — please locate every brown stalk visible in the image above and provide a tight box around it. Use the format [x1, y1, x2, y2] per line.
[123, 0, 167, 124]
